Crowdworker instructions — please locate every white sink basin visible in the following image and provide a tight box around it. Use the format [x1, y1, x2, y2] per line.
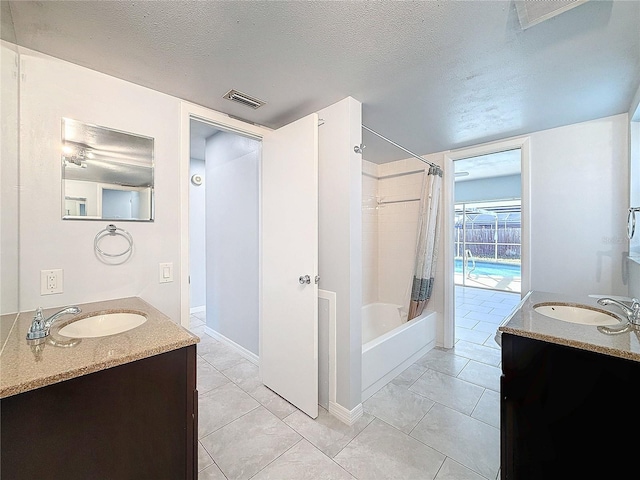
[58, 312, 146, 338]
[533, 303, 621, 326]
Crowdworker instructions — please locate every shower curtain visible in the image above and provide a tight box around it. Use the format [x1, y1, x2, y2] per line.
[408, 165, 443, 321]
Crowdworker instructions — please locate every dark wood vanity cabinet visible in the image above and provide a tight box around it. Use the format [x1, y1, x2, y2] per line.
[1, 345, 197, 480]
[501, 333, 640, 479]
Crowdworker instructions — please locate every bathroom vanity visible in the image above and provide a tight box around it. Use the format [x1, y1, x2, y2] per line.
[0, 297, 199, 480]
[498, 292, 640, 479]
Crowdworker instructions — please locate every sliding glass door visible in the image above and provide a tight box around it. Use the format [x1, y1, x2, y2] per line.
[454, 200, 521, 293]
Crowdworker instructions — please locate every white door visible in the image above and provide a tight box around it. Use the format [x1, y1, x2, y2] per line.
[261, 113, 319, 418]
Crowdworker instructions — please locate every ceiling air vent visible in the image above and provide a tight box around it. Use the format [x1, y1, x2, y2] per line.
[515, 0, 589, 30]
[223, 89, 266, 109]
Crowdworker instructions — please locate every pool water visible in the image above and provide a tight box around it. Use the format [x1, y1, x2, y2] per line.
[455, 259, 521, 278]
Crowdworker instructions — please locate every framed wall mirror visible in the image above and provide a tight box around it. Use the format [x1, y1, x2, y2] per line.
[62, 118, 154, 221]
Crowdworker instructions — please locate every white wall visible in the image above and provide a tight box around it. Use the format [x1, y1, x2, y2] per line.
[0, 41, 19, 315]
[205, 131, 260, 355]
[18, 47, 182, 320]
[529, 114, 628, 297]
[189, 158, 206, 309]
[318, 97, 362, 411]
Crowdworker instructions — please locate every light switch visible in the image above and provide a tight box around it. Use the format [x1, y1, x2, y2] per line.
[159, 262, 173, 283]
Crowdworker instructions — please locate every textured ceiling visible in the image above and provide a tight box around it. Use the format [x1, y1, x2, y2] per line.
[3, 1, 639, 163]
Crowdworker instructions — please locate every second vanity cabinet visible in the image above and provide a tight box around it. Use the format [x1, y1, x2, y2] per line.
[1, 345, 197, 479]
[501, 333, 640, 479]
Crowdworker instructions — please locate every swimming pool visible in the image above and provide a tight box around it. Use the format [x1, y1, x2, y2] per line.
[455, 259, 521, 278]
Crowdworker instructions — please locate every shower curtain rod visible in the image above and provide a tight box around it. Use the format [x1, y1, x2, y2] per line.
[361, 125, 441, 171]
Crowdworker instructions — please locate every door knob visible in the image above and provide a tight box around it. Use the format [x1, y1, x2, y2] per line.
[299, 275, 311, 285]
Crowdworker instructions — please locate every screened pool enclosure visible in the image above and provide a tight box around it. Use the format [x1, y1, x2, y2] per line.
[455, 200, 521, 293]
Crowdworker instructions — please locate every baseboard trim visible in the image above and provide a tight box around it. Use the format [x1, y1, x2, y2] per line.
[328, 401, 363, 426]
[204, 326, 259, 365]
[190, 306, 206, 314]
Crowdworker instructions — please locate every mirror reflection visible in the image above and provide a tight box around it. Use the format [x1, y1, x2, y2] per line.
[1, 40, 20, 318]
[62, 118, 154, 221]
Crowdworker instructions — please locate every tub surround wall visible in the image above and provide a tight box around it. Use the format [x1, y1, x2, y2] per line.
[362, 160, 378, 306]
[362, 155, 446, 343]
[18, 47, 182, 320]
[377, 158, 430, 307]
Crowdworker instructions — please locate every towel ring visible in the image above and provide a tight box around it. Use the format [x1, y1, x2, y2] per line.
[94, 224, 133, 258]
[629, 207, 640, 240]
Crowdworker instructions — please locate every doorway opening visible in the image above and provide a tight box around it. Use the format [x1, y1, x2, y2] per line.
[188, 118, 262, 361]
[453, 147, 522, 292]
[182, 105, 323, 419]
[444, 140, 530, 349]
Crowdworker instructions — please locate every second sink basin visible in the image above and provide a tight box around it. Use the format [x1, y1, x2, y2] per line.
[58, 312, 147, 338]
[533, 303, 621, 326]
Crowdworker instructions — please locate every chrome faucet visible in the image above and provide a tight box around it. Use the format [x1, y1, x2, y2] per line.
[26, 306, 81, 340]
[597, 297, 640, 326]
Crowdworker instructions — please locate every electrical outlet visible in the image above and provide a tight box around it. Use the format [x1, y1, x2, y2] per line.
[47, 273, 57, 290]
[41, 269, 63, 295]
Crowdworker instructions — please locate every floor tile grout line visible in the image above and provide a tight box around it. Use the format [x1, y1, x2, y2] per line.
[401, 402, 498, 480]
[198, 439, 228, 478]
[406, 399, 437, 437]
[371, 413, 450, 476]
[407, 365, 501, 419]
[245, 437, 305, 480]
[198, 402, 262, 441]
[330, 414, 376, 462]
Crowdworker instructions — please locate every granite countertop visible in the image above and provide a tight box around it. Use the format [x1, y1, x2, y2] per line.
[0, 297, 199, 398]
[498, 291, 640, 363]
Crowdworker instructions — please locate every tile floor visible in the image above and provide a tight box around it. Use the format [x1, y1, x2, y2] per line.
[188, 286, 521, 480]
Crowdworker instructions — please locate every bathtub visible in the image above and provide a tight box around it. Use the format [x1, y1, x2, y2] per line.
[361, 303, 437, 401]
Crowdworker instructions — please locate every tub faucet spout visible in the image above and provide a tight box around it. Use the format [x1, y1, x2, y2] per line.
[597, 298, 640, 326]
